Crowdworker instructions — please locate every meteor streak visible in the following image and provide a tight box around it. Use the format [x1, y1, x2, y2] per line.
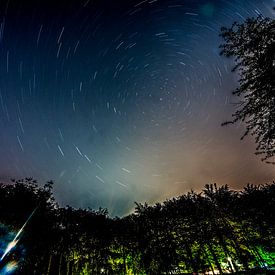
[0, 208, 37, 262]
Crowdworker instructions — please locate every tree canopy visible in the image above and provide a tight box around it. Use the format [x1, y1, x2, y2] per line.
[220, 15, 275, 163]
[0, 179, 275, 274]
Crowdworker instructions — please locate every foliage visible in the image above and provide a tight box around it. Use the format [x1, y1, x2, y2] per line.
[0, 179, 275, 274]
[220, 16, 275, 163]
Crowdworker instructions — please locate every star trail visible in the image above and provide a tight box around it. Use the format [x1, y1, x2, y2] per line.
[0, 0, 274, 216]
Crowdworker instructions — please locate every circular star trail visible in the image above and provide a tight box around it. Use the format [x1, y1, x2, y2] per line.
[0, 0, 274, 216]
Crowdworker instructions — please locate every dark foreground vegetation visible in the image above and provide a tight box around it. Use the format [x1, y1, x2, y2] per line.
[0, 178, 275, 274]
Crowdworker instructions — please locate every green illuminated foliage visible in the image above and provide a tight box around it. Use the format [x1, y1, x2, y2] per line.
[0, 180, 274, 274]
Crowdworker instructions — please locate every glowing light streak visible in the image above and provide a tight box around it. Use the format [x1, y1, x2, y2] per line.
[0, 208, 37, 262]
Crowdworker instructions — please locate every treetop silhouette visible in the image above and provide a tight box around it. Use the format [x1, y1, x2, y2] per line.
[220, 15, 275, 163]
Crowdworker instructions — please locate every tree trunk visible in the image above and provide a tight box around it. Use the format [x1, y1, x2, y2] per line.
[185, 243, 198, 274]
[58, 254, 63, 275]
[46, 254, 52, 275]
[202, 245, 216, 275]
[123, 244, 127, 275]
[216, 232, 236, 273]
[207, 243, 223, 274]
[66, 259, 70, 275]
[229, 238, 248, 270]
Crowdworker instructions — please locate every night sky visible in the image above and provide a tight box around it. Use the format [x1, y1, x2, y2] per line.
[0, 0, 274, 216]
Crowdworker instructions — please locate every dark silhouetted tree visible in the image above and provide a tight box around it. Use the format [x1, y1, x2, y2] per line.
[220, 16, 275, 163]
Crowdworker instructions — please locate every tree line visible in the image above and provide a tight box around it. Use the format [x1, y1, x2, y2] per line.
[0, 178, 274, 274]
[1, 9, 275, 275]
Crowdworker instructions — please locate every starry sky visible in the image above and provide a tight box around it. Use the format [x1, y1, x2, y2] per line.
[0, 0, 274, 216]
